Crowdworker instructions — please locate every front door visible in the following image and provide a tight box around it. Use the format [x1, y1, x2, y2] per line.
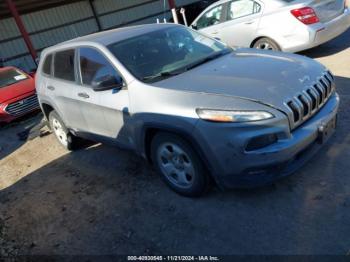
[76, 47, 129, 143]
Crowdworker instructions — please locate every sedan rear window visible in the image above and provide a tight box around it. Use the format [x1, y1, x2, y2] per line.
[0, 68, 28, 89]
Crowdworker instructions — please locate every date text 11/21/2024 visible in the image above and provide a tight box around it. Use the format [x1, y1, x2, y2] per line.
[127, 256, 220, 261]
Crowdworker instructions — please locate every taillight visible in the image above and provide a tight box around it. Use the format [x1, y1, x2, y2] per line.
[291, 7, 320, 25]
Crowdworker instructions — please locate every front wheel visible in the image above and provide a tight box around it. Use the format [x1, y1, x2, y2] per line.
[253, 37, 281, 51]
[151, 133, 211, 197]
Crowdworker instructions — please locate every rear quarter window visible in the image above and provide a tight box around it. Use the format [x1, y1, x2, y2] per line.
[42, 54, 52, 75]
[54, 49, 75, 81]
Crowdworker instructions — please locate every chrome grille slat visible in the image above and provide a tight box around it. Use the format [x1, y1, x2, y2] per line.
[9, 104, 39, 116]
[7, 99, 38, 111]
[327, 71, 334, 80]
[300, 92, 313, 116]
[315, 83, 326, 103]
[286, 72, 335, 130]
[5, 94, 39, 116]
[309, 87, 321, 109]
[321, 76, 331, 96]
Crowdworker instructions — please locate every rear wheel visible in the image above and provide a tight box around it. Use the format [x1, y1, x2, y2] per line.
[49, 111, 76, 150]
[151, 132, 211, 197]
[253, 37, 281, 51]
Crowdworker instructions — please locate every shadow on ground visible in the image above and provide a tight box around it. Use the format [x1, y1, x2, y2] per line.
[0, 113, 45, 161]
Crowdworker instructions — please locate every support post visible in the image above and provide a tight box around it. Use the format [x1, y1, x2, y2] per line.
[168, 0, 179, 24]
[5, 0, 37, 65]
[88, 0, 102, 31]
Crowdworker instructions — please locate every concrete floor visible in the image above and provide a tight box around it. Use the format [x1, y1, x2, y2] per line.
[0, 29, 350, 256]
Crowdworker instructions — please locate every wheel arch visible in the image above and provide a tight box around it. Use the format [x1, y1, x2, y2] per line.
[141, 124, 214, 176]
[41, 102, 55, 120]
[250, 36, 282, 50]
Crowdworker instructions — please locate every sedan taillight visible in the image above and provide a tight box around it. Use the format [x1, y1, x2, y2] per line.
[291, 7, 320, 25]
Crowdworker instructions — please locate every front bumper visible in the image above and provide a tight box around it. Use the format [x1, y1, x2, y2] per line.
[283, 8, 350, 53]
[193, 93, 340, 189]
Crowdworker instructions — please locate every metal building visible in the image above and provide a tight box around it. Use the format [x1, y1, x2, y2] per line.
[0, 0, 201, 71]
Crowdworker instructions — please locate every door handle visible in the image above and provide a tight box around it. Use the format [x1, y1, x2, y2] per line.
[245, 20, 255, 25]
[78, 92, 90, 99]
[47, 86, 55, 91]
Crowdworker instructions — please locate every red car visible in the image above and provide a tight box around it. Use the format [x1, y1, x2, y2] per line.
[0, 66, 39, 124]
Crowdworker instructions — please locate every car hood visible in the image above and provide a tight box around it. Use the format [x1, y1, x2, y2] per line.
[153, 48, 327, 112]
[0, 77, 35, 104]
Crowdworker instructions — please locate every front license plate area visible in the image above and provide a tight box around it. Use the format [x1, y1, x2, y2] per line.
[317, 115, 337, 144]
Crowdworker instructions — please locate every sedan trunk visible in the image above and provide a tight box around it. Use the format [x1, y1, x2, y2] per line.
[310, 0, 345, 23]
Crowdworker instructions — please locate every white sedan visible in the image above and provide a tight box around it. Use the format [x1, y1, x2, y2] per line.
[190, 0, 350, 52]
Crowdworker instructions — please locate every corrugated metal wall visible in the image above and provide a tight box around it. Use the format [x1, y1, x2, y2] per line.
[0, 0, 200, 72]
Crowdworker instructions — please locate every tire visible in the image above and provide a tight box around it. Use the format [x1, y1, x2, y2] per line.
[253, 37, 281, 51]
[151, 132, 211, 197]
[49, 111, 76, 150]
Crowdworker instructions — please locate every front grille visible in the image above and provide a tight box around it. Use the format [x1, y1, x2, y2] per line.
[5, 94, 39, 116]
[285, 71, 335, 129]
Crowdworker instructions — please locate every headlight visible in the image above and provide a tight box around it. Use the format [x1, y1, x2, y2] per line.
[196, 109, 274, 123]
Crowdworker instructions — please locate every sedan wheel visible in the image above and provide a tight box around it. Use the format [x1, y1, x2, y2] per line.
[253, 38, 280, 51]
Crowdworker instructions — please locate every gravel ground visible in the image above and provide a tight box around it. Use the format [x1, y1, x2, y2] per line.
[0, 29, 350, 256]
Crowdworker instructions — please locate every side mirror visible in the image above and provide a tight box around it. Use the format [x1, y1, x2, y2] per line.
[92, 74, 123, 92]
[191, 24, 198, 30]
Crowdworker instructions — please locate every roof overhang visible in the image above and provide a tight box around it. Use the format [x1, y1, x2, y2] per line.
[0, 0, 83, 18]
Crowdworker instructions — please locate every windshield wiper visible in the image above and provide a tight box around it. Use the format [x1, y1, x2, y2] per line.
[142, 49, 231, 82]
[185, 50, 230, 71]
[142, 69, 186, 82]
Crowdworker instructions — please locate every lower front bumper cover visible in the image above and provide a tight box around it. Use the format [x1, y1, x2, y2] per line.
[209, 93, 339, 189]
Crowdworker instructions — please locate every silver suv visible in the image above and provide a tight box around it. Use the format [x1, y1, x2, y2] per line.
[36, 24, 339, 197]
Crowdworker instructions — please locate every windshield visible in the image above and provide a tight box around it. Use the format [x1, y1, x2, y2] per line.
[108, 26, 230, 83]
[0, 68, 28, 89]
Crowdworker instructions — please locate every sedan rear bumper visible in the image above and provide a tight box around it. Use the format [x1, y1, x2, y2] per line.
[283, 8, 350, 53]
[194, 93, 340, 189]
[314, 9, 350, 46]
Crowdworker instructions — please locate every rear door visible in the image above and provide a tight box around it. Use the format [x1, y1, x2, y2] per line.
[194, 3, 226, 39]
[219, 0, 263, 47]
[309, 0, 345, 23]
[50, 48, 87, 130]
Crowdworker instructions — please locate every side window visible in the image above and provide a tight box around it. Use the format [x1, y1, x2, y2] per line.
[42, 54, 52, 75]
[79, 47, 122, 87]
[228, 0, 261, 20]
[54, 49, 75, 81]
[196, 5, 223, 30]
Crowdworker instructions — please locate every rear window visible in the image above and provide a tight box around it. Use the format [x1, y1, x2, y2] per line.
[54, 49, 75, 81]
[42, 54, 52, 75]
[0, 68, 28, 89]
